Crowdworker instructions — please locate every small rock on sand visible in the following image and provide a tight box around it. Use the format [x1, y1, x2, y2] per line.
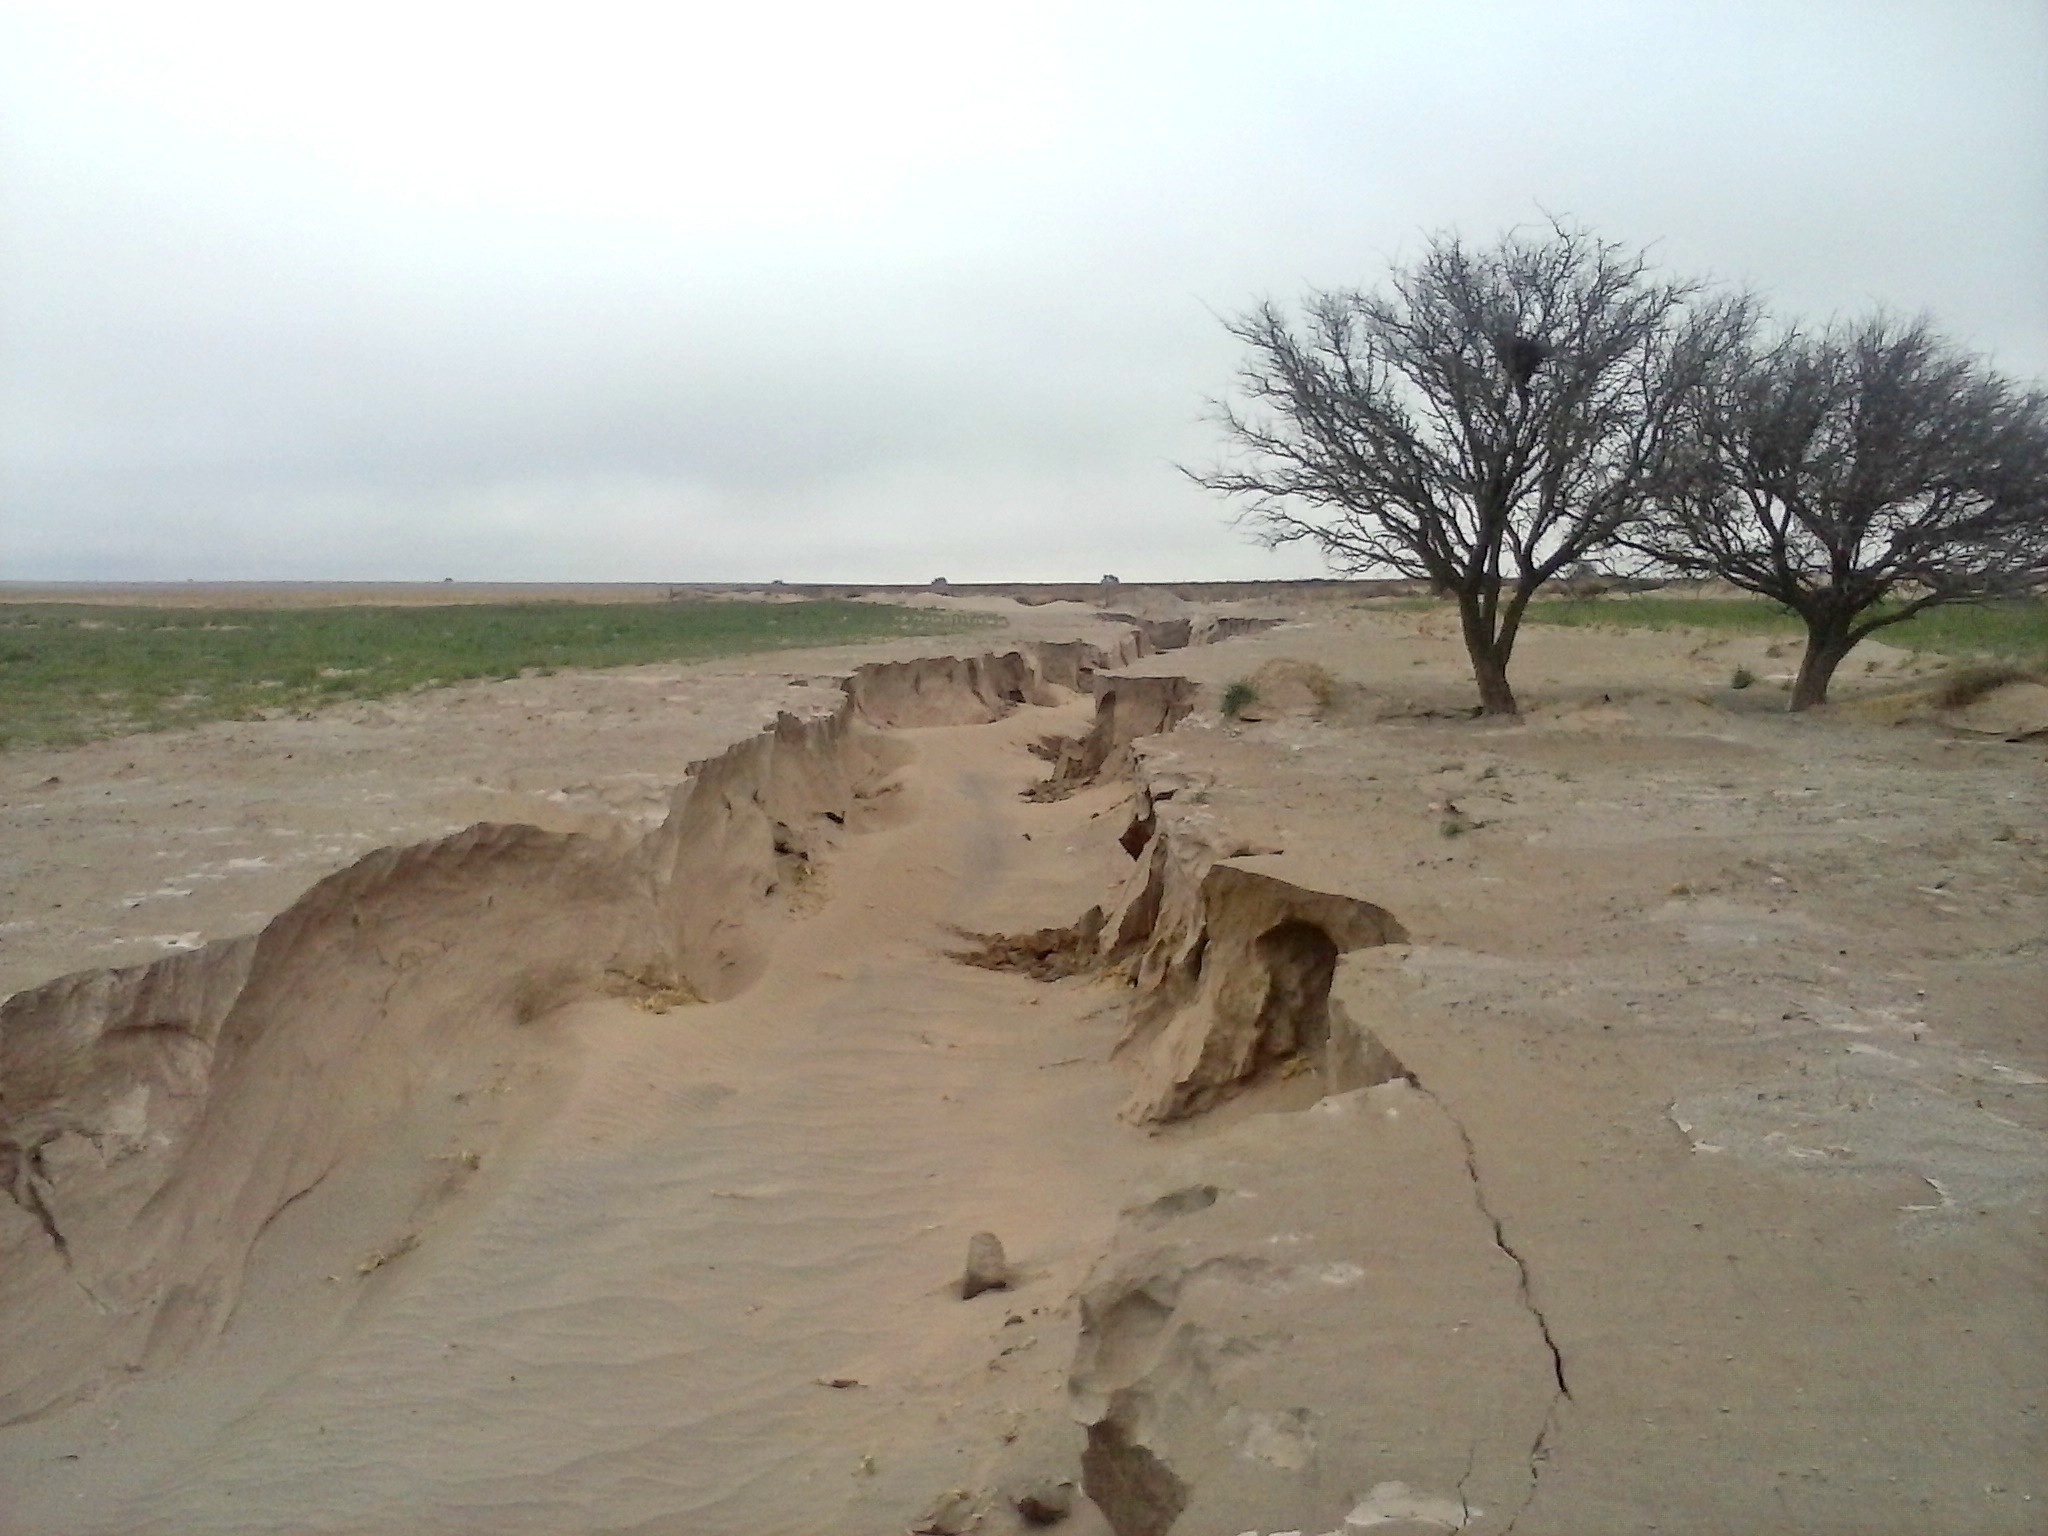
[1014, 1478, 1075, 1526]
[914, 1488, 980, 1534]
[963, 1232, 1012, 1299]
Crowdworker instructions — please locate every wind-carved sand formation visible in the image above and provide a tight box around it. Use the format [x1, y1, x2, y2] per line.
[3, 600, 2043, 1535]
[2, 613, 1427, 1534]
[1, 637, 1160, 1406]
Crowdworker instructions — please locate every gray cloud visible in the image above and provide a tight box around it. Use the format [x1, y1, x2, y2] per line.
[4, 1, 2043, 581]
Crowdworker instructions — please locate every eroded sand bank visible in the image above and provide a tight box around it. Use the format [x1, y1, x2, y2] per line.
[2, 596, 2042, 1534]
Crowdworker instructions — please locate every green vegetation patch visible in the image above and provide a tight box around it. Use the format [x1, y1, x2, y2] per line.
[1523, 596, 2048, 664]
[0, 600, 999, 750]
[1887, 601, 2048, 663]
[1523, 596, 1805, 638]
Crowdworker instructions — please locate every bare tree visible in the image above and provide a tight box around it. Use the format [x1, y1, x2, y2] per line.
[1635, 315, 2048, 710]
[1190, 223, 1747, 714]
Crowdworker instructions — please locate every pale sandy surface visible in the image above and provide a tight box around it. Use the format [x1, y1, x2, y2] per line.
[1, 595, 2043, 1535]
[0, 598, 1111, 1000]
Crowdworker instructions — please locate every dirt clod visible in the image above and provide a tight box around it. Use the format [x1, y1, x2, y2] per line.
[1014, 1477, 1075, 1526]
[963, 1232, 1013, 1299]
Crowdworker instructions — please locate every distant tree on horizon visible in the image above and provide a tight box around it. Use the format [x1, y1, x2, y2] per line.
[1630, 313, 2048, 709]
[1187, 221, 1750, 715]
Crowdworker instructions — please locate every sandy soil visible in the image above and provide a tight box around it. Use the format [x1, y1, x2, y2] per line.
[0, 601, 1115, 1001]
[1, 594, 2042, 1535]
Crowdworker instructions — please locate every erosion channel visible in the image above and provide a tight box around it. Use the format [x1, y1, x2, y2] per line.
[5, 610, 2039, 1536]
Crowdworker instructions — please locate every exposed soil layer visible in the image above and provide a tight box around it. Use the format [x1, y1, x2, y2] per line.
[0, 634, 1162, 1423]
[0, 592, 2042, 1535]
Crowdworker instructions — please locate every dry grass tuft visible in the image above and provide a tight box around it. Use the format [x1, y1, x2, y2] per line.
[1236, 658, 1343, 720]
[1930, 663, 2041, 712]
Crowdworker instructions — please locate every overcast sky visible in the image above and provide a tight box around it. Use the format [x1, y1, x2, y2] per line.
[3, 1, 2043, 583]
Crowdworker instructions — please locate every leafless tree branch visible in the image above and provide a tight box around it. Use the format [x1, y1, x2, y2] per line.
[1186, 220, 1748, 714]
[1630, 313, 2048, 708]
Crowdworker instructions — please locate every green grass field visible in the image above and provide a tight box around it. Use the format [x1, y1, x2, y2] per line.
[1521, 596, 2048, 664]
[0, 600, 999, 750]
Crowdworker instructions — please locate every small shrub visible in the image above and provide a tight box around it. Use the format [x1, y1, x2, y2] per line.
[1931, 663, 2036, 711]
[1730, 666, 1757, 690]
[1243, 658, 1340, 716]
[1221, 679, 1258, 718]
[1278, 660, 1339, 709]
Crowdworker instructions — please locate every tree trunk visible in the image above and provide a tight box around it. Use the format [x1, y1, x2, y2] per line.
[1471, 648, 1518, 715]
[1790, 620, 1854, 711]
[1457, 599, 1519, 715]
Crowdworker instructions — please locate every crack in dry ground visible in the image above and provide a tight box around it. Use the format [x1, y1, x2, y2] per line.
[233, 1160, 341, 1301]
[1411, 1079, 1571, 1533]
[1, 1138, 109, 1315]
[1455, 1435, 1478, 1529]
[2, 1140, 72, 1264]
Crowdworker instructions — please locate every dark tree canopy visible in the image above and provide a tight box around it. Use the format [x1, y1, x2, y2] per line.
[1634, 315, 2048, 709]
[1191, 223, 1748, 714]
